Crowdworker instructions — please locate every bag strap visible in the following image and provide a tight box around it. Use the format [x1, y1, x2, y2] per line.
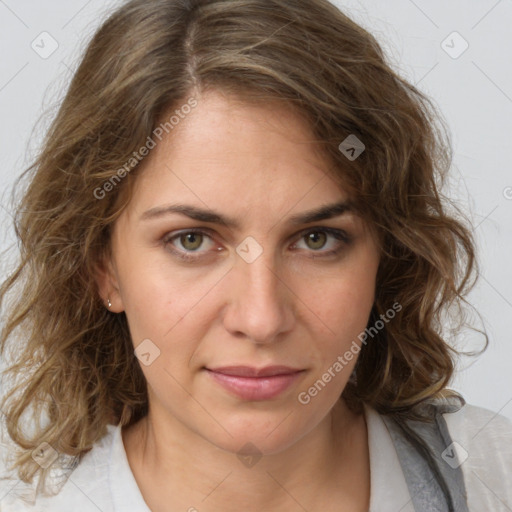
[380, 393, 469, 512]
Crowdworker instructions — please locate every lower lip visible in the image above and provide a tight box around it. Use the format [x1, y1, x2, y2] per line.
[205, 370, 304, 401]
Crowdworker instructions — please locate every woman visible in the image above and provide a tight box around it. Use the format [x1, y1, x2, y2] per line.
[1, 0, 511, 510]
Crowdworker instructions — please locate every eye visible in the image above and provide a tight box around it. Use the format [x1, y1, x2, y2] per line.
[163, 229, 218, 261]
[292, 227, 351, 257]
[162, 227, 352, 263]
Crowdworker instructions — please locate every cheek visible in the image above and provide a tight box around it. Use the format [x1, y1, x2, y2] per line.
[301, 251, 378, 381]
[115, 249, 210, 338]
[115, 253, 226, 384]
[312, 261, 377, 339]
[296, 276, 374, 411]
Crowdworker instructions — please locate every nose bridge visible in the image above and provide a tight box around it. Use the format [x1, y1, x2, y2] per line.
[224, 241, 294, 343]
[245, 251, 281, 303]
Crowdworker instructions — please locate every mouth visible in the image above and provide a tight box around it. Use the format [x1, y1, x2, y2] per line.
[204, 365, 306, 401]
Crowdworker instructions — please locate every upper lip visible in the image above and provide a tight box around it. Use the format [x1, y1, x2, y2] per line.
[206, 365, 304, 377]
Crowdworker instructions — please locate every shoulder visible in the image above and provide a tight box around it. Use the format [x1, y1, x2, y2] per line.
[0, 423, 119, 512]
[441, 399, 512, 511]
[440, 398, 512, 461]
[378, 393, 512, 511]
[442, 399, 512, 440]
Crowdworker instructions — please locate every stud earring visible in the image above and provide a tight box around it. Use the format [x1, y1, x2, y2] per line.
[107, 298, 112, 309]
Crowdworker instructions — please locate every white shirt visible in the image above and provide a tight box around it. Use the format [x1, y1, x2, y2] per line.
[1, 402, 511, 511]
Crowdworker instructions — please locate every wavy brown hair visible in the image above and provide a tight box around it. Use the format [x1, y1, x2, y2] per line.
[0, 0, 485, 497]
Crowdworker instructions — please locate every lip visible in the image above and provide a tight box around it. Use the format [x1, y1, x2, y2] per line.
[205, 365, 305, 400]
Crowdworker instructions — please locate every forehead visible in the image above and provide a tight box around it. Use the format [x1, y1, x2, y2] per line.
[128, 90, 351, 213]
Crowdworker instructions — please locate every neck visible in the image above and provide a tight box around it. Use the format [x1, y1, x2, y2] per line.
[123, 399, 370, 512]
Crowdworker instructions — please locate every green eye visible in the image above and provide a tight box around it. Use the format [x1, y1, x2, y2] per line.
[304, 231, 328, 250]
[179, 232, 204, 251]
[163, 226, 351, 263]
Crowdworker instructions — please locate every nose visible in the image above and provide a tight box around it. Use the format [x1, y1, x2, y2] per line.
[221, 247, 295, 345]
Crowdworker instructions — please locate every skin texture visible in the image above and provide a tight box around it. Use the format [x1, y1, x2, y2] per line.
[95, 89, 381, 511]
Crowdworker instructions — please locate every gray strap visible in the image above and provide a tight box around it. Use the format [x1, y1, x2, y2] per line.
[380, 394, 469, 512]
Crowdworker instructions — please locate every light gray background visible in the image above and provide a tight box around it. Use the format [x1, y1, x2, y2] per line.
[0, 0, 511, 420]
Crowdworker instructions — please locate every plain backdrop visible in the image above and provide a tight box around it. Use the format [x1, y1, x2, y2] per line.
[0, 0, 511, 420]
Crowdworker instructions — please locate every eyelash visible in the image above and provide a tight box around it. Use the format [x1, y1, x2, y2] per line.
[162, 227, 352, 263]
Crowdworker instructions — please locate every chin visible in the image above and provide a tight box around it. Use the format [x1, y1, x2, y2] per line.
[198, 408, 323, 458]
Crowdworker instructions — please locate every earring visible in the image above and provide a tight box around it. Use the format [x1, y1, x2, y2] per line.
[107, 298, 112, 309]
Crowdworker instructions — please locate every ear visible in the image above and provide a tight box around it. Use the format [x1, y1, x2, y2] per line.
[93, 249, 125, 313]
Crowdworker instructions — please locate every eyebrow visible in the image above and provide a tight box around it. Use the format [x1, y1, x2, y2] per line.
[139, 200, 353, 229]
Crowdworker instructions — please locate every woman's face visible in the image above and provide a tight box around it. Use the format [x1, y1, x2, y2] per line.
[99, 90, 380, 455]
